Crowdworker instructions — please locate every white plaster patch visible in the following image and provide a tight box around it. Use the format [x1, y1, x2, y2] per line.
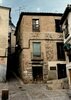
[0, 64, 6, 82]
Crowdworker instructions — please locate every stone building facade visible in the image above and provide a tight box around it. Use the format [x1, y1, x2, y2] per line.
[0, 6, 11, 81]
[15, 12, 67, 83]
[61, 5, 71, 87]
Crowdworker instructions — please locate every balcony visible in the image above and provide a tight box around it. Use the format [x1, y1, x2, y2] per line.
[31, 52, 43, 61]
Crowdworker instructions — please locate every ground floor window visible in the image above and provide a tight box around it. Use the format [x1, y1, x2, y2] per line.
[57, 64, 67, 79]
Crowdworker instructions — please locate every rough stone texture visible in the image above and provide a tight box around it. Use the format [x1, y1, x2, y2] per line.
[47, 78, 69, 89]
[3, 80, 70, 100]
[46, 41, 57, 61]
[16, 13, 66, 83]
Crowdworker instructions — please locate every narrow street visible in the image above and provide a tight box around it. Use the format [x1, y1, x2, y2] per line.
[0, 79, 70, 100]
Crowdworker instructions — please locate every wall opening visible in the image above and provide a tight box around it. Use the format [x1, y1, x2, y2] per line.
[57, 64, 67, 79]
[32, 67, 43, 81]
[6, 50, 20, 81]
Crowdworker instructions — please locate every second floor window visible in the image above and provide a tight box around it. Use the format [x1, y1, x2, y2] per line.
[33, 42, 41, 57]
[32, 19, 40, 32]
[55, 19, 62, 33]
[57, 42, 65, 61]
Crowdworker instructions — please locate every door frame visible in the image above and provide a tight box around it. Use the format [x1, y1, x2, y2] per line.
[32, 66, 43, 81]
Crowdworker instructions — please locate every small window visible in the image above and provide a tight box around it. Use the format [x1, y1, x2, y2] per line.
[32, 19, 40, 32]
[57, 42, 65, 60]
[55, 19, 62, 32]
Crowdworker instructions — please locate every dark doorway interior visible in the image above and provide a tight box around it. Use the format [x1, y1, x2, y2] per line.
[32, 67, 43, 81]
[57, 64, 67, 79]
[6, 51, 20, 81]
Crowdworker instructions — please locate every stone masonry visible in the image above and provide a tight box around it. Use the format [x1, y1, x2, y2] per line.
[15, 12, 66, 83]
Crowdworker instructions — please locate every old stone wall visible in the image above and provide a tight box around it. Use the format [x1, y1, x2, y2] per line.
[16, 14, 66, 82]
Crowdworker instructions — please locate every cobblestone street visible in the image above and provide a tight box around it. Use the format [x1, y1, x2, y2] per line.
[0, 80, 70, 100]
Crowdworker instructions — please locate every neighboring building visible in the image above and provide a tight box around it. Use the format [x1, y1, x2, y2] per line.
[0, 6, 11, 81]
[8, 21, 16, 54]
[7, 21, 16, 79]
[61, 5, 71, 87]
[15, 12, 66, 83]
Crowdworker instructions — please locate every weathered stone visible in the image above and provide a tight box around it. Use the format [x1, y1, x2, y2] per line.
[16, 12, 66, 83]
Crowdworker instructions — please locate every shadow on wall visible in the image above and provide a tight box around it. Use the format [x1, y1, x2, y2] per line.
[6, 51, 20, 81]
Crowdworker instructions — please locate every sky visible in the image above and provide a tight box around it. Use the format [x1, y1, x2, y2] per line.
[0, 0, 71, 26]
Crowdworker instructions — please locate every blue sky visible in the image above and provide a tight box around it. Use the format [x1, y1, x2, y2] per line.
[0, 0, 71, 26]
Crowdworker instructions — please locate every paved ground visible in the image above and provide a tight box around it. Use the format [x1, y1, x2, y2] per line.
[8, 80, 71, 100]
[0, 79, 71, 100]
